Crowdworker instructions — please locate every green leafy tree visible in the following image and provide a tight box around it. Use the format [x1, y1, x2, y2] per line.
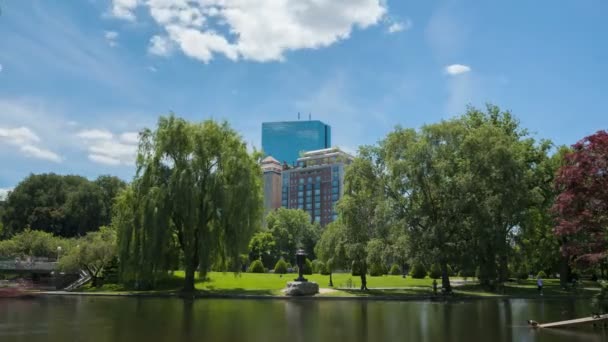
[266, 208, 315, 263]
[366, 238, 387, 276]
[248, 259, 265, 273]
[59, 226, 117, 287]
[339, 148, 385, 290]
[410, 263, 427, 279]
[116, 115, 263, 291]
[0, 229, 72, 258]
[1, 173, 121, 238]
[248, 231, 277, 267]
[315, 219, 347, 286]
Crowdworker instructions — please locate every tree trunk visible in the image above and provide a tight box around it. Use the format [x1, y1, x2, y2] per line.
[184, 262, 196, 292]
[559, 254, 571, 289]
[360, 262, 368, 291]
[498, 253, 509, 283]
[440, 260, 451, 293]
[329, 272, 333, 287]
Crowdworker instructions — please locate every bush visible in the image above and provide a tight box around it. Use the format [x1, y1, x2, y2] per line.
[517, 266, 528, 280]
[389, 264, 402, 275]
[303, 258, 313, 275]
[274, 259, 288, 274]
[312, 260, 325, 274]
[537, 271, 547, 279]
[248, 259, 265, 273]
[410, 263, 427, 279]
[369, 263, 386, 277]
[429, 264, 442, 279]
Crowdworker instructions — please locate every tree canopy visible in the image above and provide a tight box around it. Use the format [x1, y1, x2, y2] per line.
[554, 130, 608, 266]
[1, 173, 125, 238]
[116, 115, 263, 291]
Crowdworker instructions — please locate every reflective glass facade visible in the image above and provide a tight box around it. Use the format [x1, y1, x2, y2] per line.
[262, 120, 331, 165]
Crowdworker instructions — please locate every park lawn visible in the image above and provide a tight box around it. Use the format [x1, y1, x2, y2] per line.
[80, 272, 437, 294]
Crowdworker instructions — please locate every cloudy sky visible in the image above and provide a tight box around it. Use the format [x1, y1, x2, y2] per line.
[0, 0, 607, 193]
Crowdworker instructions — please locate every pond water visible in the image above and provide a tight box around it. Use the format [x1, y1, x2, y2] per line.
[1, 296, 607, 342]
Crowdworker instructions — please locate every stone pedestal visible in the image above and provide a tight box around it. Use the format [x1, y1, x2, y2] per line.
[285, 281, 319, 296]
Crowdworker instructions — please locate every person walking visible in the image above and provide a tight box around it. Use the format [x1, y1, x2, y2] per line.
[537, 276, 543, 296]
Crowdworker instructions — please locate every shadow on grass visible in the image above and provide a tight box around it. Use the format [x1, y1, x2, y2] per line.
[337, 288, 433, 297]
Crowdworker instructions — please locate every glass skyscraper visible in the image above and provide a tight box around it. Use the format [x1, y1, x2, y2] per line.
[261, 120, 331, 165]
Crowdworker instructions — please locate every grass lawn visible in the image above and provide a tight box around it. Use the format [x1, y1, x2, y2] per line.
[79, 273, 600, 299]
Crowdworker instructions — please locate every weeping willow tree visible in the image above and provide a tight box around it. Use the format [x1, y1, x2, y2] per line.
[115, 115, 263, 291]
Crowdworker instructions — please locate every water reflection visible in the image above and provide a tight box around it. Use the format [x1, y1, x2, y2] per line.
[0, 297, 606, 342]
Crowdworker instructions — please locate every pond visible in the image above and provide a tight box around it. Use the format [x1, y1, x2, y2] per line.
[1, 296, 606, 341]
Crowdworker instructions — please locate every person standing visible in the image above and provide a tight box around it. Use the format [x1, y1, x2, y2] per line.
[537, 276, 544, 296]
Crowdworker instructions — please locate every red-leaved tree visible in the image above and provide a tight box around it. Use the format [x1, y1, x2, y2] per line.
[553, 131, 608, 266]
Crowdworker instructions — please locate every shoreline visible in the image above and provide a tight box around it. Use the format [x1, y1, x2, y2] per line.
[32, 290, 597, 302]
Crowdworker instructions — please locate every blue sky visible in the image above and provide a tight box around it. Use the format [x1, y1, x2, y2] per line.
[0, 0, 607, 194]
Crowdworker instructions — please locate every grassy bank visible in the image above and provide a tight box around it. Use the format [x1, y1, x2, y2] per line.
[77, 272, 601, 299]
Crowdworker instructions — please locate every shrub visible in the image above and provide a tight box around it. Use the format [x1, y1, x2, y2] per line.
[429, 264, 442, 279]
[389, 264, 402, 275]
[517, 269, 529, 280]
[537, 271, 547, 279]
[369, 263, 386, 277]
[312, 260, 325, 274]
[410, 263, 427, 279]
[248, 259, 265, 273]
[274, 259, 288, 274]
[303, 258, 313, 275]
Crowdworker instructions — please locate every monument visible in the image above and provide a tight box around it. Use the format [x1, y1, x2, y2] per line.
[284, 249, 319, 296]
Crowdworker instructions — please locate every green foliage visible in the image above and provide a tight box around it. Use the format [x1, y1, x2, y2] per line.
[369, 263, 386, 277]
[248, 260, 265, 273]
[410, 263, 427, 279]
[351, 260, 362, 276]
[537, 271, 547, 278]
[429, 263, 442, 279]
[1, 173, 125, 238]
[274, 258, 287, 274]
[389, 264, 402, 275]
[266, 208, 317, 263]
[58, 226, 117, 287]
[303, 258, 313, 275]
[312, 260, 325, 274]
[315, 220, 347, 274]
[248, 231, 276, 267]
[0, 229, 72, 258]
[517, 266, 529, 280]
[116, 116, 263, 291]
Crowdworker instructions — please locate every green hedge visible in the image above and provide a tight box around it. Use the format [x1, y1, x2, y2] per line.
[410, 263, 427, 279]
[248, 259, 265, 273]
[389, 264, 402, 275]
[369, 263, 386, 277]
[274, 259, 288, 274]
[537, 271, 547, 278]
[429, 264, 441, 279]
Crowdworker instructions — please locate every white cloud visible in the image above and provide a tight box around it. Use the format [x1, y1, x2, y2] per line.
[149, 35, 174, 56]
[387, 19, 412, 34]
[105, 31, 119, 47]
[89, 154, 122, 166]
[147, 66, 158, 72]
[111, 0, 140, 21]
[120, 132, 139, 144]
[20, 145, 62, 163]
[77, 128, 138, 166]
[0, 126, 62, 163]
[114, 0, 387, 62]
[445, 64, 471, 75]
[0, 127, 40, 145]
[77, 129, 113, 140]
[0, 64, 3, 73]
[0, 188, 11, 200]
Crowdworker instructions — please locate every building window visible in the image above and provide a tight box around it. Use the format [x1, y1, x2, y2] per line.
[315, 195, 321, 202]
[316, 176, 321, 182]
[298, 185, 304, 191]
[298, 204, 303, 209]
[299, 178, 304, 184]
[308, 177, 313, 183]
[315, 202, 320, 209]
[332, 187, 339, 194]
[314, 189, 320, 195]
[332, 194, 339, 201]
[315, 216, 321, 223]
[306, 190, 312, 196]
